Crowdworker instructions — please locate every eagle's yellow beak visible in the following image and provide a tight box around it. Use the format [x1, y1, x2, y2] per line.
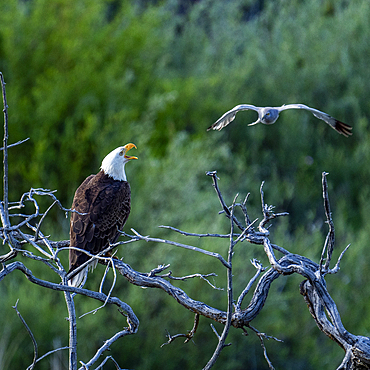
[123, 143, 138, 160]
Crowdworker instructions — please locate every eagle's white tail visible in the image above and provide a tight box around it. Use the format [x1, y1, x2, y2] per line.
[68, 266, 88, 288]
[67, 259, 98, 287]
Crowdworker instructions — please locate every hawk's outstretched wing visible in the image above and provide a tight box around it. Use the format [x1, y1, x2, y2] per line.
[278, 104, 352, 137]
[207, 104, 261, 131]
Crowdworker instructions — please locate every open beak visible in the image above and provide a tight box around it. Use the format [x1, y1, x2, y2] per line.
[123, 143, 138, 160]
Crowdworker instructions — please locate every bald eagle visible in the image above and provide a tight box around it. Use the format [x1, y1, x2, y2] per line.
[68, 144, 137, 287]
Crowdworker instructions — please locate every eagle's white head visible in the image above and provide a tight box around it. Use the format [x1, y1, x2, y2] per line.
[101, 143, 138, 181]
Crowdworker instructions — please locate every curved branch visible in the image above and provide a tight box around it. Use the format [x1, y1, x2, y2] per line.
[0, 261, 139, 333]
[12, 300, 38, 369]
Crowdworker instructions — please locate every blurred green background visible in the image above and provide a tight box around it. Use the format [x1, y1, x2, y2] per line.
[1, 0, 370, 369]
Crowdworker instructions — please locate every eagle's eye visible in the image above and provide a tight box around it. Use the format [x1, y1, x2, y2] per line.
[119, 150, 124, 156]
[266, 112, 270, 116]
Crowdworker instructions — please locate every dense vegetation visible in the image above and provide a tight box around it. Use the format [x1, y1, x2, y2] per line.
[1, 0, 370, 368]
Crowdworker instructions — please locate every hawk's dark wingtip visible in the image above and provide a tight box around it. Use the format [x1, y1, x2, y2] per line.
[207, 123, 216, 131]
[335, 120, 353, 137]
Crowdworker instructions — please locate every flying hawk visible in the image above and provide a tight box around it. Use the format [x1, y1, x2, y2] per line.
[68, 144, 137, 287]
[207, 104, 352, 137]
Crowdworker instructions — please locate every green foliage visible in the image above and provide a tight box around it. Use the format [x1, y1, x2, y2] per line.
[1, 0, 370, 369]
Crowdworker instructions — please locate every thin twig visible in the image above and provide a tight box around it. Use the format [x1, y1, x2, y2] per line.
[258, 182, 289, 233]
[147, 264, 171, 277]
[159, 225, 234, 238]
[28, 346, 70, 369]
[328, 244, 351, 274]
[206, 171, 245, 231]
[163, 271, 222, 290]
[99, 261, 113, 293]
[0, 137, 30, 151]
[130, 228, 231, 268]
[248, 324, 283, 370]
[235, 259, 265, 311]
[1, 72, 10, 228]
[89, 355, 122, 370]
[0, 72, 20, 257]
[24, 223, 56, 258]
[210, 324, 221, 340]
[17, 229, 53, 259]
[80, 255, 118, 318]
[241, 192, 253, 226]
[64, 291, 77, 369]
[161, 313, 200, 347]
[34, 199, 58, 241]
[20, 249, 61, 275]
[320, 172, 335, 274]
[13, 299, 38, 370]
[78, 329, 133, 370]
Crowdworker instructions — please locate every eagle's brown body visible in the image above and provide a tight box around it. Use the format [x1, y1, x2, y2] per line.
[68, 144, 137, 287]
[69, 170, 131, 279]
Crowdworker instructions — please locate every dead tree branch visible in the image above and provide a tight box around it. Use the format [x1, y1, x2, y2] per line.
[202, 194, 239, 370]
[1, 164, 367, 369]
